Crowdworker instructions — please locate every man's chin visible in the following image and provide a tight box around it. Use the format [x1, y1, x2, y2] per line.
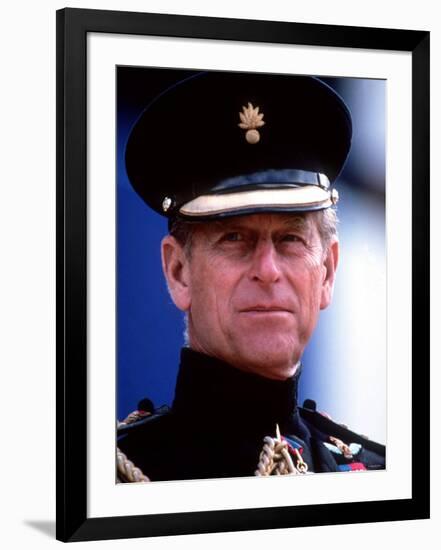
[229, 344, 299, 380]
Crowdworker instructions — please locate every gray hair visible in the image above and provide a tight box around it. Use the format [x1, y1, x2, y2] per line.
[315, 208, 339, 250]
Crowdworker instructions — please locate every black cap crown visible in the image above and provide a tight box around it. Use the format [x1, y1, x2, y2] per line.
[125, 71, 352, 220]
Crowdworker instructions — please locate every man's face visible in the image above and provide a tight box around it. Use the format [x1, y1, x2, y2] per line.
[162, 213, 338, 380]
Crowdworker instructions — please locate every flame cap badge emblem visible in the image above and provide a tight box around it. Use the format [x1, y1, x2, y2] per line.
[238, 102, 265, 144]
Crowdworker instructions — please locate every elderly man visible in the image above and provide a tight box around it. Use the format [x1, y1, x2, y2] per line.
[117, 71, 385, 482]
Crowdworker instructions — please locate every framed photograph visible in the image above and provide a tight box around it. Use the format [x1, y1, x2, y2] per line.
[56, 8, 429, 542]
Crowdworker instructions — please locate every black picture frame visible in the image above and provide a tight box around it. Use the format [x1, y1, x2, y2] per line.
[56, 8, 430, 542]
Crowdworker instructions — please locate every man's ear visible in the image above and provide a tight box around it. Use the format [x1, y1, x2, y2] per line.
[320, 238, 339, 310]
[161, 235, 191, 312]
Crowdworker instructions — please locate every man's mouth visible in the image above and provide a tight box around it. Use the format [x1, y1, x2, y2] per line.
[240, 305, 293, 313]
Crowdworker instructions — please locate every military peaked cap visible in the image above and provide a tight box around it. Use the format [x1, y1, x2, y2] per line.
[125, 71, 352, 221]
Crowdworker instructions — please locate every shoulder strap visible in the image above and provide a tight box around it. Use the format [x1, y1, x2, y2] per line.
[299, 406, 386, 457]
[117, 405, 171, 436]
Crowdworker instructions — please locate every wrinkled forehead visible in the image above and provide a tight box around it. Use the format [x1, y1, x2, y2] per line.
[195, 212, 317, 236]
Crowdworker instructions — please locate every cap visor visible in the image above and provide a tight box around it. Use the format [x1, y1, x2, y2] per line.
[179, 185, 332, 218]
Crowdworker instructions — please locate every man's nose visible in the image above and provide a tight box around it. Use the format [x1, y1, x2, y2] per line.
[248, 240, 281, 284]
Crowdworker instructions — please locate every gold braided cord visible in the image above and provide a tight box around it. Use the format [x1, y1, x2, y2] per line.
[255, 436, 297, 476]
[117, 410, 151, 483]
[255, 424, 308, 476]
[116, 447, 150, 483]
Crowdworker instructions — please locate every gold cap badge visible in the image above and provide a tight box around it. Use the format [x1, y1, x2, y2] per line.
[238, 102, 265, 144]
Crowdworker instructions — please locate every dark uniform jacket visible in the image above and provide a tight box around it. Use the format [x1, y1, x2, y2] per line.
[117, 348, 385, 481]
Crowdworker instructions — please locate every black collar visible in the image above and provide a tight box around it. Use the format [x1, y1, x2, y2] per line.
[172, 348, 301, 436]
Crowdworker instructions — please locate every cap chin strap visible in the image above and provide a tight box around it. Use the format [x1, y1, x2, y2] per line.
[179, 185, 334, 217]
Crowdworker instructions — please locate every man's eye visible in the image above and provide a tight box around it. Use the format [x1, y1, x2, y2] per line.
[281, 234, 301, 243]
[222, 232, 243, 242]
